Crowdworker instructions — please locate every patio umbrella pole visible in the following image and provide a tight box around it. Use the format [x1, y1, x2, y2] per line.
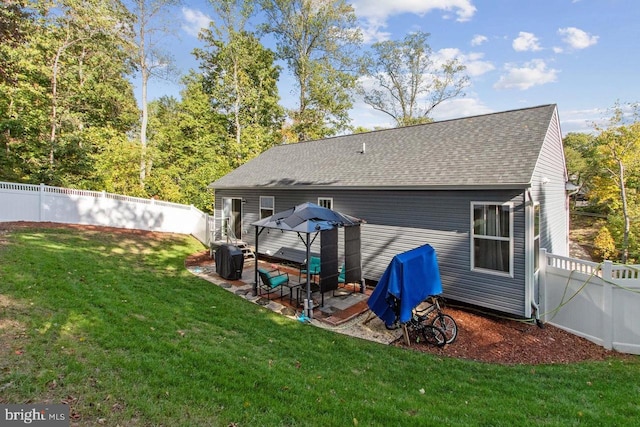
[305, 233, 313, 319]
[253, 227, 259, 296]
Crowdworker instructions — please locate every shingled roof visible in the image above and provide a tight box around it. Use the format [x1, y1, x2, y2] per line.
[210, 104, 558, 190]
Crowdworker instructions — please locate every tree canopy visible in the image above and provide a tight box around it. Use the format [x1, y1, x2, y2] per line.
[260, 0, 362, 141]
[565, 103, 640, 262]
[358, 31, 468, 127]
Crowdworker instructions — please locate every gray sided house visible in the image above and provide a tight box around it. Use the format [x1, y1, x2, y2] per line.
[209, 104, 569, 319]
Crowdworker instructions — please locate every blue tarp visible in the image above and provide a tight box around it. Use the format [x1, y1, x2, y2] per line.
[367, 244, 443, 327]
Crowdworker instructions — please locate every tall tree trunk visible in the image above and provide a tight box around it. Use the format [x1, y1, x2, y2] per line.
[233, 55, 241, 156]
[139, 20, 148, 188]
[49, 43, 65, 172]
[618, 159, 630, 263]
[140, 66, 148, 186]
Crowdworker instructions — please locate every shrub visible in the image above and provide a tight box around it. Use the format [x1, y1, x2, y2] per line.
[593, 226, 617, 261]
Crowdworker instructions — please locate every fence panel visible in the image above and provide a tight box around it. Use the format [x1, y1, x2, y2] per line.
[0, 181, 211, 246]
[0, 182, 42, 221]
[542, 249, 640, 355]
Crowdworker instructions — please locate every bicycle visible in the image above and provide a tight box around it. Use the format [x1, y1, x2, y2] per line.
[385, 296, 448, 347]
[404, 312, 447, 347]
[413, 296, 458, 344]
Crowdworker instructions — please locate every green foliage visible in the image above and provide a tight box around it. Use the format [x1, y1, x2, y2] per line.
[563, 132, 597, 192]
[90, 128, 146, 196]
[0, 0, 138, 187]
[260, 0, 362, 141]
[590, 102, 640, 262]
[593, 226, 617, 261]
[195, 27, 284, 167]
[144, 78, 233, 212]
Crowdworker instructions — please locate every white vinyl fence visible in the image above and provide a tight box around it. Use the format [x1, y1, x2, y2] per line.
[0, 181, 212, 246]
[540, 249, 640, 355]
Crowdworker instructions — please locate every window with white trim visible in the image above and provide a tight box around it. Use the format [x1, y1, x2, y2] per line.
[471, 202, 513, 275]
[318, 197, 333, 210]
[260, 196, 274, 219]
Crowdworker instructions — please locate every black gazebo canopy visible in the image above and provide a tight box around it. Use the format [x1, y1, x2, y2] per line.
[252, 202, 364, 318]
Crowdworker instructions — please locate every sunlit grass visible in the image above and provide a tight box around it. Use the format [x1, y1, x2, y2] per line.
[0, 226, 638, 426]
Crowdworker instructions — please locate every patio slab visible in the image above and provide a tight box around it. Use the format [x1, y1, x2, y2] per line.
[187, 258, 375, 328]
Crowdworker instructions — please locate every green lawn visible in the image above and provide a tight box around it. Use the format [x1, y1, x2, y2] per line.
[1, 226, 638, 426]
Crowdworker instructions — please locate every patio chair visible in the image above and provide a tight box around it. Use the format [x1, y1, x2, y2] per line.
[338, 263, 346, 284]
[337, 262, 358, 293]
[258, 267, 289, 299]
[298, 256, 321, 283]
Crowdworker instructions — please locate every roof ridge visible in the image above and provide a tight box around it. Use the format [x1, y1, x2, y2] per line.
[275, 104, 557, 145]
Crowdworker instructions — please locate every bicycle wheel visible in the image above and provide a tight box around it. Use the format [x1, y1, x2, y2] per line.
[419, 324, 447, 348]
[430, 313, 458, 344]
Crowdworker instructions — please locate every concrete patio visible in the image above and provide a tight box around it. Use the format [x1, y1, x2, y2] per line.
[186, 257, 404, 344]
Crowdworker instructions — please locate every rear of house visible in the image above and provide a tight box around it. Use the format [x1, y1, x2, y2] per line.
[209, 105, 569, 318]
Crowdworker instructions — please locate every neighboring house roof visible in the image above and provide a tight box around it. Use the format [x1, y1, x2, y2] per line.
[210, 104, 558, 191]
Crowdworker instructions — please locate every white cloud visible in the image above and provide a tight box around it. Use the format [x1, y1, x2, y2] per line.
[560, 107, 603, 134]
[181, 7, 211, 38]
[352, 0, 477, 22]
[352, 0, 477, 43]
[471, 34, 488, 46]
[494, 59, 558, 90]
[429, 97, 493, 121]
[512, 32, 542, 52]
[358, 20, 393, 44]
[436, 48, 495, 77]
[558, 27, 599, 49]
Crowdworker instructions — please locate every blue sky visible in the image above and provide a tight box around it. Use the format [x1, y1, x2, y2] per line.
[144, 0, 640, 134]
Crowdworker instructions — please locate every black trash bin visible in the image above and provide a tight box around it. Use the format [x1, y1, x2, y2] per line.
[215, 244, 244, 280]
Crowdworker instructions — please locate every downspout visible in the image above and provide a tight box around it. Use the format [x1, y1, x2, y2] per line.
[526, 189, 544, 328]
[531, 300, 543, 328]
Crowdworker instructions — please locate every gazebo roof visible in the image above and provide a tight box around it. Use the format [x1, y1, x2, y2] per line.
[251, 202, 364, 233]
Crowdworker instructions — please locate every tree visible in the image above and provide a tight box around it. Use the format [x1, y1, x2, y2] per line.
[358, 31, 468, 127]
[196, 0, 283, 166]
[0, 0, 138, 186]
[145, 75, 231, 212]
[563, 132, 597, 201]
[0, 0, 43, 182]
[591, 102, 640, 263]
[259, 0, 361, 141]
[125, 0, 181, 187]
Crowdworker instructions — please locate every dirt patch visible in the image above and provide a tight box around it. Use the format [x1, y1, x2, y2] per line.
[0, 221, 175, 239]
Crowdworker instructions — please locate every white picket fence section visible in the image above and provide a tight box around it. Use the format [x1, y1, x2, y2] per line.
[0, 181, 212, 246]
[540, 249, 640, 355]
[2, 181, 639, 354]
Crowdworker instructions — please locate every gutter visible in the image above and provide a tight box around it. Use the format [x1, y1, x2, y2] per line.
[210, 183, 533, 192]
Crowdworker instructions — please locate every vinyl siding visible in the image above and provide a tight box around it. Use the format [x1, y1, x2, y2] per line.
[531, 107, 569, 256]
[215, 188, 529, 316]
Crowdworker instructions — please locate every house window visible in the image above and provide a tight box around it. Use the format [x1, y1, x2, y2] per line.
[260, 196, 274, 219]
[471, 202, 513, 276]
[318, 197, 333, 210]
[533, 203, 540, 272]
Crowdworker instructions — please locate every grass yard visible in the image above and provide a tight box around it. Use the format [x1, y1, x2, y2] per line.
[1, 226, 639, 426]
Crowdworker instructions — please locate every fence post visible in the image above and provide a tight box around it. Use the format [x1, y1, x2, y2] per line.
[39, 183, 45, 222]
[539, 248, 547, 323]
[602, 260, 613, 350]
